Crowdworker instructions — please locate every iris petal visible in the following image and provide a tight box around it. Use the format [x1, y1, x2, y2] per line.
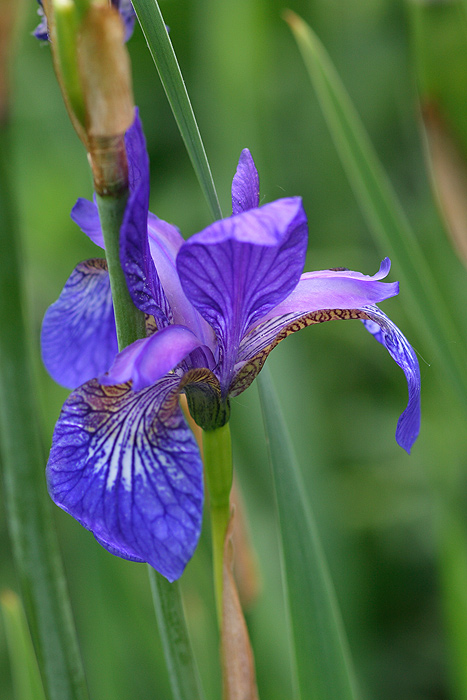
[362, 305, 421, 454]
[71, 197, 104, 248]
[147, 214, 215, 348]
[70, 111, 153, 251]
[231, 149, 260, 215]
[47, 376, 204, 582]
[100, 325, 215, 392]
[260, 259, 398, 321]
[231, 300, 420, 453]
[110, 0, 136, 41]
[125, 109, 149, 192]
[177, 197, 308, 388]
[94, 534, 145, 562]
[120, 116, 172, 327]
[41, 259, 117, 389]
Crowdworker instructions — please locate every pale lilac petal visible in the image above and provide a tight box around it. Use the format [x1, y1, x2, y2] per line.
[261, 258, 398, 321]
[100, 325, 215, 392]
[231, 149, 260, 214]
[177, 198, 308, 388]
[46, 376, 204, 582]
[362, 306, 421, 454]
[71, 197, 104, 248]
[41, 260, 117, 389]
[147, 214, 215, 349]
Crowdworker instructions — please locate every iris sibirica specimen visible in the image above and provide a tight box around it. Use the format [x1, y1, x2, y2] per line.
[42, 114, 421, 581]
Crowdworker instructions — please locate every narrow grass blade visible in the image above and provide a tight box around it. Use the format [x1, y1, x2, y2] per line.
[257, 367, 360, 700]
[0, 130, 89, 700]
[0, 590, 47, 700]
[285, 11, 467, 414]
[436, 500, 467, 700]
[131, 0, 222, 221]
[147, 569, 207, 700]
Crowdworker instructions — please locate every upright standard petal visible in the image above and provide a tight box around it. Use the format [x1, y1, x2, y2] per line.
[120, 116, 173, 327]
[177, 198, 308, 388]
[231, 149, 260, 215]
[47, 376, 204, 581]
[41, 259, 118, 389]
[125, 110, 149, 192]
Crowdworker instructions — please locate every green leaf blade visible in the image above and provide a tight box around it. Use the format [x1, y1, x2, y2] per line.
[1, 590, 47, 700]
[258, 368, 360, 700]
[148, 570, 207, 700]
[131, 0, 223, 222]
[286, 10, 467, 414]
[0, 130, 89, 700]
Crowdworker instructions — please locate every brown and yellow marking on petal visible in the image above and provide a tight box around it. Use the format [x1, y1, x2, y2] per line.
[87, 258, 108, 272]
[230, 308, 371, 396]
[145, 314, 158, 337]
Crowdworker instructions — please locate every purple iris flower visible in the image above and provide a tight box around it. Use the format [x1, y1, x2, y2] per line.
[34, 0, 136, 42]
[42, 113, 420, 581]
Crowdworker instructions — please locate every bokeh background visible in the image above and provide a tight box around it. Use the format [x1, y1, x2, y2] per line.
[2, 1, 467, 698]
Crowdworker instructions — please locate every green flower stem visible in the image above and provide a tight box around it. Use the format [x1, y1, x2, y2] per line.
[95, 187, 205, 700]
[95, 192, 147, 350]
[202, 423, 233, 625]
[0, 129, 89, 700]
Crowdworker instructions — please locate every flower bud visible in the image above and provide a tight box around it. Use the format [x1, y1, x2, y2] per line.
[77, 4, 134, 195]
[78, 4, 134, 139]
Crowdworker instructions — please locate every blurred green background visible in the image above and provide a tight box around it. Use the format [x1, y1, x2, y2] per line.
[2, 0, 467, 698]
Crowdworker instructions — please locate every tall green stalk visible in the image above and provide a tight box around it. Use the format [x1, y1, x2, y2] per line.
[95, 193, 146, 348]
[202, 424, 233, 625]
[95, 179, 206, 700]
[0, 127, 89, 700]
[148, 572, 206, 700]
